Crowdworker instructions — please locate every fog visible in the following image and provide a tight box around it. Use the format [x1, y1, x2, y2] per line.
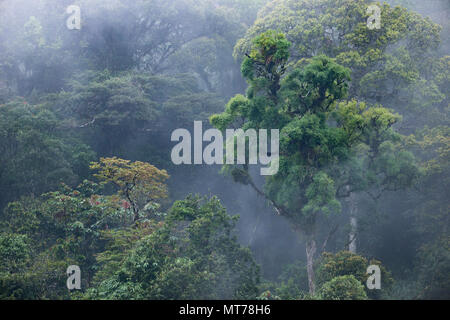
[0, 0, 448, 300]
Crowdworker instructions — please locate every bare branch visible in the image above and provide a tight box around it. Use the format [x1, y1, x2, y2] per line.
[79, 117, 96, 128]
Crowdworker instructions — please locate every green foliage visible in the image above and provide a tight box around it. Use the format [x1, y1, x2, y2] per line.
[415, 236, 450, 299]
[303, 172, 341, 216]
[406, 126, 450, 299]
[86, 195, 260, 300]
[66, 72, 163, 154]
[0, 233, 31, 274]
[318, 275, 368, 300]
[317, 251, 369, 285]
[0, 180, 128, 296]
[92, 222, 162, 287]
[235, 0, 443, 128]
[242, 30, 291, 98]
[0, 99, 95, 210]
[281, 55, 351, 115]
[317, 251, 394, 299]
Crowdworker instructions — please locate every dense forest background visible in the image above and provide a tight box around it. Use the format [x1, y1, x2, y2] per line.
[0, 0, 448, 300]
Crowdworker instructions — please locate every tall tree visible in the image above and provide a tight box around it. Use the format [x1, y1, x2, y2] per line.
[233, 0, 441, 253]
[212, 30, 416, 294]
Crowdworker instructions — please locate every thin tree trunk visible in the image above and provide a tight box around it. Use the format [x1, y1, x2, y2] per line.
[348, 191, 357, 253]
[305, 238, 317, 295]
[349, 214, 357, 253]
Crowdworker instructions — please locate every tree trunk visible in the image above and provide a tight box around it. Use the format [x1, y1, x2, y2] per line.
[349, 214, 357, 253]
[305, 238, 317, 295]
[348, 191, 357, 253]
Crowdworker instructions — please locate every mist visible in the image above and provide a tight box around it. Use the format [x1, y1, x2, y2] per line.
[0, 0, 448, 300]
